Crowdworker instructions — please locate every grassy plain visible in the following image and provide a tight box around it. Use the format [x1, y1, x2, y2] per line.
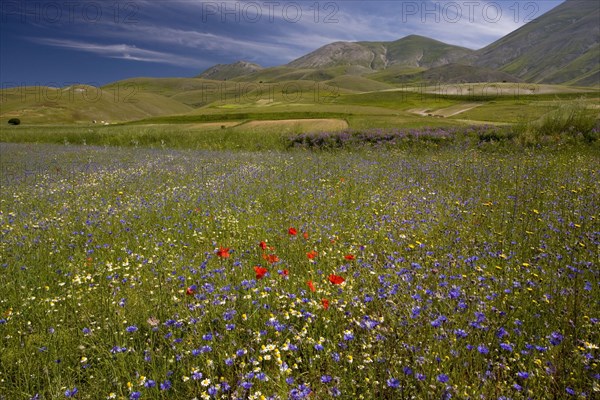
[0, 81, 599, 399]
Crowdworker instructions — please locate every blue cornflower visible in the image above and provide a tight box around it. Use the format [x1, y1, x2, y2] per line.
[387, 377, 400, 388]
[126, 325, 138, 333]
[191, 371, 202, 380]
[431, 315, 447, 327]
[437, 374, 449, 383]
[477, 344, 489, 354]
[159, 380, 171, 391]
[321, 375, 332, 383]
[448, 287, 461, 299]
[64, 388, 78, 398]
[517, 371, 529, 379]
[240, 381, 253, 390]
[500, 343, 514, 352]
[200, 345, 212, 353]
[129, 392, 141, 399]
[496, 327, 508, 338]
[454, 329, 468, 338]
[548, 331, 563, 346]
[144, 379, 156, 388]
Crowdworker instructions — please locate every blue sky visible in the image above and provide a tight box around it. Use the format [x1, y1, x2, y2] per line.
[1, 0, 565, 86]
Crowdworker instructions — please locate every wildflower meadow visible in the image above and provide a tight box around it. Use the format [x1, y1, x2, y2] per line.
[0, 142, 598, 399]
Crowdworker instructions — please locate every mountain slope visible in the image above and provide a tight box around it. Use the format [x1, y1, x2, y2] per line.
[474, 0, 599, 85]
[197, 61, 263, 80]
[288, 35, 474, 70]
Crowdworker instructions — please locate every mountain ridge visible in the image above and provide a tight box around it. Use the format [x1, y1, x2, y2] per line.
[197, 61, 263, 80]
[287, 35, 475, 70]
[197, 1, 598, 87]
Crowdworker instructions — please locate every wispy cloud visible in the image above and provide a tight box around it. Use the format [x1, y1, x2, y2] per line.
[33, 38, 204, 67]
[15, 0, 566, 80]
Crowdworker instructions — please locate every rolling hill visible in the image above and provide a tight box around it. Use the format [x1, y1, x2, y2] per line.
[0, 84, 193, 124]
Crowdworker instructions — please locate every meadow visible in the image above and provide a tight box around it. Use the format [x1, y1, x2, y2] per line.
[0, 140, 598, 400]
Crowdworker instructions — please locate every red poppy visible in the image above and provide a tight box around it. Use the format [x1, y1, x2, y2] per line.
[254, 266, 268, 280]
[259, 241, 267, 250]
[321, 298, 329, 310]
[216, 247, 230, 258]
[186, 287, 195, 296]
[328, 274, 345, 285]
[307, 280, 316, 292]
[303, 232, 309, 240]
[282, 269, 289, 277]
[264, 254, 279, 264]
[306, 250, 318, 260]
[344, 254, 355, 261]
[288, 227, 297, 236]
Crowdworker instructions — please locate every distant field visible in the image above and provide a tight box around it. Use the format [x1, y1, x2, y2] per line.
[1, 82, 599, 151]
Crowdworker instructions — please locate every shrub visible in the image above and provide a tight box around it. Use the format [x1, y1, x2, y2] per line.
[515, 99, 599, 144]
[8, 118, 20, 125]
[537, 100, 597, 138]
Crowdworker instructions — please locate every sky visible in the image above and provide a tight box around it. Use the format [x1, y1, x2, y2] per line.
[1, 0, 565, 86]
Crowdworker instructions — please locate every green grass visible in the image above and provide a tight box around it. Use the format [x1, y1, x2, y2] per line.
[0, 142, 598, 399]
[0, 85, 192, 124]
[2, 86, 599, 152]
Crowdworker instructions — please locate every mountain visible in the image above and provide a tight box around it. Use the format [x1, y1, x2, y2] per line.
[287, 35, 474, 70]
[474, 0, 599, 85]
[197, 61, 263, 80]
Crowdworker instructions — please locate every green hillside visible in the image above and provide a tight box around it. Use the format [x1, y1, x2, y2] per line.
[474, 0, 599, 85]
[0, 84, 192, 124]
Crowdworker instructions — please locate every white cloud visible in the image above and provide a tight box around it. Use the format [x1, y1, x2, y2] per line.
[34, 38, 204, 67]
